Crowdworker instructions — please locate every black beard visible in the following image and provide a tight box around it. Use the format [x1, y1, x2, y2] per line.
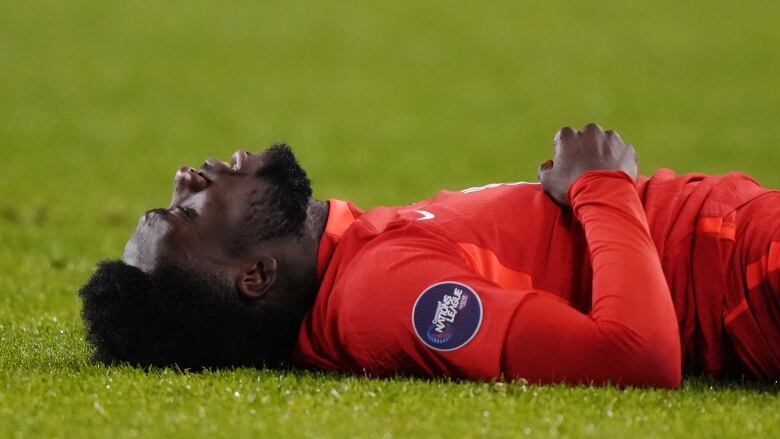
[233, 144, 313, 250]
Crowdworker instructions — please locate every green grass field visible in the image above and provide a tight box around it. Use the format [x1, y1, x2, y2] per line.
[2, 1, 780, 437]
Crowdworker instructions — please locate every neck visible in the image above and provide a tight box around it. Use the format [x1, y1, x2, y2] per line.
[257, 200, 329, 364]
[257, 198, 328, 308]
[290, 198, 329, 308]
[305, 198, 330, 247]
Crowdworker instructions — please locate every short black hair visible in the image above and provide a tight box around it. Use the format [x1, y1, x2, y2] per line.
[79, 260, 301, 369]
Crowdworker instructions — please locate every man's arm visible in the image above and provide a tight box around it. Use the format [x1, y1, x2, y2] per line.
[503, 170, 681, 386]
[328, 124, 680, 386]
[502, 124, 680, 386]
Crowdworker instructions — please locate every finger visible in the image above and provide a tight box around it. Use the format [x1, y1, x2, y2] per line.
[537, 159, 554, 181]
[553, 126, 576, 155]
[580, 122, 604, 136]
[605, 130, 621, 142]
[627, 143, 638, 162]
[625, 144, 639, 180]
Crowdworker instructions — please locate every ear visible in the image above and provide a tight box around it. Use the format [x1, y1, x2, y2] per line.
[236, 256, 278, 300]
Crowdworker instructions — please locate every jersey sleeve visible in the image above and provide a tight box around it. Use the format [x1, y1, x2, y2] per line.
[333, 171, 681, 387]
[503, 171, 681, 387]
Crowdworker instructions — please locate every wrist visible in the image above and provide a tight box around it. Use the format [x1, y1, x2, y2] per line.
[568, 170, 637, 211]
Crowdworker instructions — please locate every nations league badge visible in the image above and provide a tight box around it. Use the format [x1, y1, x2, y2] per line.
[412, 281, 483, 351]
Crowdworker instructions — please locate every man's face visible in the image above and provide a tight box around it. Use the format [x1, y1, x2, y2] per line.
[123, 145, 310, 274]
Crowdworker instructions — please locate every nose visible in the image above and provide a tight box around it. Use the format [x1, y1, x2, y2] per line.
[231, 150, 249, 171]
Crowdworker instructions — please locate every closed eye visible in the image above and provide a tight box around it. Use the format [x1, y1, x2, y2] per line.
[182, 207, 198, 219]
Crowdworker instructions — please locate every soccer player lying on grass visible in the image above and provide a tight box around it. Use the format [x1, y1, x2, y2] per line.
[79, 124, 780, 388]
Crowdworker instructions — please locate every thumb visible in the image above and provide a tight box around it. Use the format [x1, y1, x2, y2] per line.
[538, 159, 554, 182]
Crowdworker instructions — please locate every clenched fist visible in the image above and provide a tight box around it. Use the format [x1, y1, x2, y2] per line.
[538, 123, 638, 207]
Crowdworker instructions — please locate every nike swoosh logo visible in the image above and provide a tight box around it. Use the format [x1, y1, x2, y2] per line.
[415, 210, 435, 221]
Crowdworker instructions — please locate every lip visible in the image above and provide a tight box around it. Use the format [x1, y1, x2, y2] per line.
[175, 166, 211, 186]
[204, 158, 231, 171]
[196, 165, 219, 183]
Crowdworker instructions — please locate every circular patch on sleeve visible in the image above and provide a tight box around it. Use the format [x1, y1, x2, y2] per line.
[411, 281, 483, 351]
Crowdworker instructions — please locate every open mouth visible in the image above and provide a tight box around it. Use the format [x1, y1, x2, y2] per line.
[176, 166, 211, 187]
[177, 150, 251, 185]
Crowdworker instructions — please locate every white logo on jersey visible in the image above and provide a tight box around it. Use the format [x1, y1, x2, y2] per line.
[415, 210, 435, 221]
[461, 181, 537, 194]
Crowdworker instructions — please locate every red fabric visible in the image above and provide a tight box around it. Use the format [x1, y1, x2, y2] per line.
[635, 169, 772, 375]
[314, 200, 363, 282]
[724, 193, 780, 380]
[501, 171, 680, 386]
[293, 169, 776, 383]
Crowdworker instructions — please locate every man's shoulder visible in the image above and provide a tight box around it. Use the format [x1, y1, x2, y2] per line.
[336, 225, 463, 287]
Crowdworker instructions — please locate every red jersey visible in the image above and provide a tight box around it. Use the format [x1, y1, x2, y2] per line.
[293, 169, 775, 384]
